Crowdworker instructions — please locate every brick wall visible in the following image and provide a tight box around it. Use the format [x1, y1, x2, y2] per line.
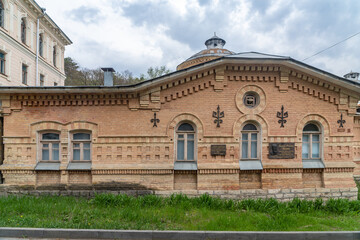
[0, 62, 359, 199]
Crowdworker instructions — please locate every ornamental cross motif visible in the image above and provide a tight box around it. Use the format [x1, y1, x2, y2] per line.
[337, 113, 346, 128]
[212, 105, 224, 127]
[151, 112, 160, 127]
[276, 105, 288, 128]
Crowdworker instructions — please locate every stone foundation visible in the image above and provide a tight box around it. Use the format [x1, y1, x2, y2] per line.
[0, 185, 357, 201]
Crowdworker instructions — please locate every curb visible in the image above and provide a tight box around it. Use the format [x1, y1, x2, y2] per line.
[0, 228, 360, 239]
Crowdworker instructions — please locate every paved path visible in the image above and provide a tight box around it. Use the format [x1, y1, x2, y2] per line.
[1, 227, 360, 239]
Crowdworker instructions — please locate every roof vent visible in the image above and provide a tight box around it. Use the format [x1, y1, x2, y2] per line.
[101, 68, 115, 86]
[343, 71, 360, 81]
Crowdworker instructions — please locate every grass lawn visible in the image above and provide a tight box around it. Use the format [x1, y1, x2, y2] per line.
[0, 194, 360, 231]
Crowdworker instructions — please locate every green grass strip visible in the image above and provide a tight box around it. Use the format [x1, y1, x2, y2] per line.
[0, 194, 360, 231]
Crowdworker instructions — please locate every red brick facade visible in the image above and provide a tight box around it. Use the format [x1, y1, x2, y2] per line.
[0, 53, 359, 199]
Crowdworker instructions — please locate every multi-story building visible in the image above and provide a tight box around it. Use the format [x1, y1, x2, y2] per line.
[0, 0, 71, 86]
[0, 35, 359, 200]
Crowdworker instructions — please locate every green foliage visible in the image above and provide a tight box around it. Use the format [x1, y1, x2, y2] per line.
[64, 57, 172, 86]
[1, 194, 360, 231]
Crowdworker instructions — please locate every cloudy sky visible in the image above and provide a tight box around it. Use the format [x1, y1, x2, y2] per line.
[36, 0, 360, 77]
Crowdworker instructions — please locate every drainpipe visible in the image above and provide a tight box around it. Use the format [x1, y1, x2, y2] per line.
[36, 8, 46, 86]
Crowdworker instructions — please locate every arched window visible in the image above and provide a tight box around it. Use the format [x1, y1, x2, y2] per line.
[53, 46, 56, 67]
[176, 122, 196, 161]
[241, 123, 259, 159]
[302, 123, 321, 160]
[0, 0, 4, 28]
[21, 18, 26, 44]
[40, 132, 60, 161]
[39, 34, 43, 57]
[72, 132, 91, 161]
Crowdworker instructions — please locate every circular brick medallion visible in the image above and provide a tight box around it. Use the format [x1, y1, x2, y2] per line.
[235, 85, 266, 114]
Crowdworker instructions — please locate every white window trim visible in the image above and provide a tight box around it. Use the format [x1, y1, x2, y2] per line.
[302, 123, 322, 160]
[71, 132, 92, 162]
[240, 123, 261, 161]
[175, 122, 197, 162]
[38, 131, 61, 162]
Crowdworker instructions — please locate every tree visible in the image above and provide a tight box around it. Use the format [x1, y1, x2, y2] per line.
[64, 57, 172, 86]
[64, 57, 83, 86]
[146, 66, 171, 79]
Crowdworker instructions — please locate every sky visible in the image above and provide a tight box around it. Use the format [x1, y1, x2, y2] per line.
[36, 0, 360, 77]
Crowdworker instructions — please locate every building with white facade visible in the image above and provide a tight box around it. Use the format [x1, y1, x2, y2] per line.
[0, 0, 72, 86]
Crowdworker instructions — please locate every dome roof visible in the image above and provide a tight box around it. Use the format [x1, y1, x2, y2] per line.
[177, 33, 235, 70]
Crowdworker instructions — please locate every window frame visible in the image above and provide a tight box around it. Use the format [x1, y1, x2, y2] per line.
[240, 123, 260, 160]
[175, 122, 196, 162]
[39, 132, 60, 162]
[0, 0, 4, 29]
[39, 33, 44, 57]
[0, 51, 5, 75]
[22, 64, 27, 85]
[71, 132, 92, 162]
[53, 45, 57, 67]
[40, 74, 44, 86]
[302, 123, 322, 160]
[21, 17, 26, 44]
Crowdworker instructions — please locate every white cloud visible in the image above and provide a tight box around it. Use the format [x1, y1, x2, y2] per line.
[36, 0, 360, 77]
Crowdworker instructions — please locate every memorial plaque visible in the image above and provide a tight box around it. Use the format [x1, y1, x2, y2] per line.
[268, 143, 295, 159]
[211, 145, 226, 156]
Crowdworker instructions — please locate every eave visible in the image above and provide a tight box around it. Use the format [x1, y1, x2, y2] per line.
[0, 55, 359, 96]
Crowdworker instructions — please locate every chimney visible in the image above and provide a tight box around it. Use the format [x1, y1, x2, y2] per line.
[101, 68, 115, 86]
[343, 71, 360, 81]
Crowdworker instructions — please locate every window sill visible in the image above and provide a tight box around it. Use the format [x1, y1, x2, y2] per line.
[35, 162, 60, 171]
[239, 159, 263, 170]
[67, 161, 91, 170]
[302, 159, 324, 169]
[174, 161, 197, 170]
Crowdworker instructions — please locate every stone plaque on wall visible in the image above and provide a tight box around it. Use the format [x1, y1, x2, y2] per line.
[268, 143, 295, 159]
[211, 145, 226, 156]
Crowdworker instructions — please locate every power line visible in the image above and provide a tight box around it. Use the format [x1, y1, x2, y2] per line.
[302, 31, 360, 61]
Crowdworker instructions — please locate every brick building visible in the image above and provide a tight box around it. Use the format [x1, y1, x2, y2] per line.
[0, 35, 359, 199]
[0, 0, 72, 86]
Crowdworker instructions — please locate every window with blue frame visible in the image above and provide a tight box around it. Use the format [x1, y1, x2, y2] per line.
[72, 132, 91, 161]
[41, 133, 60, 161]
[0, 52, 5, 75]
[176, 122, 195, 161]
[241, 123, 259, 159]
[302, 123, 321, 160]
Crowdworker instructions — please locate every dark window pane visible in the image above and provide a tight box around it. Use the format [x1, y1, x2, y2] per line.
[73, 133, 91, 140]
[52, 149, 59, 161]
[84, 149, 90, 160]
[42, 149, 49, 160]
[0, 1, 3, 28]
[243, 124, 257, 131]
[242, 142, 248, 158]
[42, 133, 59, 140]
[187, 140, 194, 160]
[178, 123, 194, 131]
[177, 140, 184, 160]
[73, 149, 80, 160]
[303, 123, 319, 132]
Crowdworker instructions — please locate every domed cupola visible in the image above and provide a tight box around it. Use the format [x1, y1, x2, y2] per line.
[204, 33, 226, 49]
[177, 33, 234, 70]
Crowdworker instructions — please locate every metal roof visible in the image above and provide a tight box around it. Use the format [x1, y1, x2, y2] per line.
[1, 51, 360, 94]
